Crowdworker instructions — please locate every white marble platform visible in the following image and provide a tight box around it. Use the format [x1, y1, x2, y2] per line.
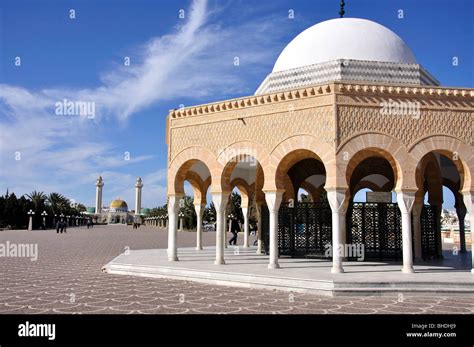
[103, 246, 474, 296]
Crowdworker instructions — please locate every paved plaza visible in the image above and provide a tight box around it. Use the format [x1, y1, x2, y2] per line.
[0, 225, 473, 314]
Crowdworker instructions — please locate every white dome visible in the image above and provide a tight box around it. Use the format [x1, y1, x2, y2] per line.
[273, 18, 416, 72]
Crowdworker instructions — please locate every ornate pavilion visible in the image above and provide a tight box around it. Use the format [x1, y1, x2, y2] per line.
[165, 17, 473, 274]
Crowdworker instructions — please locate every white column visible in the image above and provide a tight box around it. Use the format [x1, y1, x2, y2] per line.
[134, 177, 143, 216]
[397, 190, 416, 273]
[327, 188, 349, 274]
[242, 207, 249, 248]
[167, 195, 180, 261]
[462, 192, 474, 273]
[264, 191, 283, 269]
[256, 203, 263, 254]
[95, 176, 104, 214]
[194, 203, 204, 250]
[213, 193, 229, 265]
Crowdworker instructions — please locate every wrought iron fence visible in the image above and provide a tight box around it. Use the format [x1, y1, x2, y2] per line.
[420, 205, 440, 260]
[347, 202, 402, 260]
[278, 202, 332, 257]
[260, 201, 440, 261]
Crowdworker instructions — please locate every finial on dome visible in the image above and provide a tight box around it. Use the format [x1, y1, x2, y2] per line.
[339, 0, 345, 18]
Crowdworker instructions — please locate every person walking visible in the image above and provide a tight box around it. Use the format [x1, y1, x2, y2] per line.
[228, 218, 240, 245]
[56, 221, 60, 233]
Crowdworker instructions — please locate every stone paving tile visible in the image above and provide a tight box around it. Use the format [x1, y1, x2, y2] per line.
[0, 226, 473, 314]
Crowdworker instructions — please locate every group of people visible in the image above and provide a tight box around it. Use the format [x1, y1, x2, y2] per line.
[55, 220, 68, 233]
[86, 220, 94, 229]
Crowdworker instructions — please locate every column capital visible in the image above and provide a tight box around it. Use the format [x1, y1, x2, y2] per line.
[396, 190, 416, 214]
[326, 188, 349, 214]
[211, 193, 229, 212]
[168, 195, 181, 213]
[168, 193, 184, 201]
[264, 190, 284, 211]
[462, 192, 474, 213]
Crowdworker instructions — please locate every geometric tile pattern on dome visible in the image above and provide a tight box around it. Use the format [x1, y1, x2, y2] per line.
[256, 59, 439, 95]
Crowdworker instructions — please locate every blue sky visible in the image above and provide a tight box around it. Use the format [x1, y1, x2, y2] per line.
[0, 0, 472, 209]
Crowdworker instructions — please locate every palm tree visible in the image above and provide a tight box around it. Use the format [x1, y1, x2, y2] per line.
[47, 192, 68, 214]
[179, 195, 196, 230]
[203, 202, 216, 223]
[26, 191, 46, 212]
[228, 191, 243, 222]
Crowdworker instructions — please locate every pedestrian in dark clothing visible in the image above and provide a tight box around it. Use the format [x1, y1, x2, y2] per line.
[60, 221, 64, 233]
[228, 219, 240, 245]
[56, 221, 60, 233]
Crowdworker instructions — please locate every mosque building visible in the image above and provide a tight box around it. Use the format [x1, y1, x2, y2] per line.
[85, 176, 146, 224]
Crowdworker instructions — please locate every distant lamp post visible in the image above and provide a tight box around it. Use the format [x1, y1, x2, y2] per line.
[53, 214, 58, 226]
[27, 210, 35, 231]
[227, 213, 235, 234]
[66, 215, 70, 226]
[41, 211, 47, 230]
[178, 212, 184, 231]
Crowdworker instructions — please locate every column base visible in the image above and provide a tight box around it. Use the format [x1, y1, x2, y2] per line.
[268, 262, 280, 269]
[331, 266, 344, 274]
[168, 256, 179, 262]
[471, 268, 474, 274]
[195, 246, 203, 251]
[214, 259, 225, 265]
[402, 266, 414, 274]
[243, 245, 250, 248]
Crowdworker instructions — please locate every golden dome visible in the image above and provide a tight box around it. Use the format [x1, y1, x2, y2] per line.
[110, 199, 128, 209]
